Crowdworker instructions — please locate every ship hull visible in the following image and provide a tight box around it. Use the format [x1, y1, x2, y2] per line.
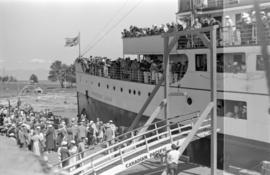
[77, 92, 149, 126]
[78, 92, 270, 172]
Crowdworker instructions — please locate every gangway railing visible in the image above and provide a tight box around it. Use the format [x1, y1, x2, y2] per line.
[60, 102, 214, 175]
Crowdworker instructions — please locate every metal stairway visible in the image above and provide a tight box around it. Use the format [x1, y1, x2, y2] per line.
[60, 102, 214, 175]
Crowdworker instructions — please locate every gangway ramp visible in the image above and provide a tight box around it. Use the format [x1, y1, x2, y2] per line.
[61, 102, 214, 175]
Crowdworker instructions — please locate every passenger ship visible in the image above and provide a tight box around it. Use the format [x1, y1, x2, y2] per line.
[75, 0, 270, 172]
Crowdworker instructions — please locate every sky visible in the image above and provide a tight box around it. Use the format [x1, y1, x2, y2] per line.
[0, 0, 177, 80]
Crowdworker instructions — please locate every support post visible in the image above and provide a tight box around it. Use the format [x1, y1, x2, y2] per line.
[210, 26, 217, 175]
[78, 32, 81, 58]
[128, 75, 164, 131]
[163, 36, 170, 129]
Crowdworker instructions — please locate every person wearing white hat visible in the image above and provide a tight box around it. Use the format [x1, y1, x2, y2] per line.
[109, 120, 117, 139]
[70, 117, 79, 142]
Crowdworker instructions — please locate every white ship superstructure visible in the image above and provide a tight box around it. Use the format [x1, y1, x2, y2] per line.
[76, 0, 270, 171]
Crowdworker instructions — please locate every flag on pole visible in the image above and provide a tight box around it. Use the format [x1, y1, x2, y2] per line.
[65, 35, 79, 47]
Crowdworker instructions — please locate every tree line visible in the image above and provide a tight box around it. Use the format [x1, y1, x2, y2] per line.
[48, 60, 76, 88]
[0, 75, 17, 82]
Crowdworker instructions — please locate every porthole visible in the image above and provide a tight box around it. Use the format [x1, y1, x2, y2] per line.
[98, 82, 100, 87]
[129, 89, 131, 94]
[113, 86, 116, 91]
[148, 92, 151, 97]
[120, 88, 123, 92]
[107, 84, 109, 89]
[187, 97, 192, 105]
[133, 90, 136, 95]
[138, 91, 141, 96]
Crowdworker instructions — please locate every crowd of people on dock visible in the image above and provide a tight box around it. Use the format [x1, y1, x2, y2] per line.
[0, 101, 125, 168]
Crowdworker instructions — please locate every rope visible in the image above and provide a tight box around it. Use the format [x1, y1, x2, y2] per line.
[81, 0, 144, 56]
[81, 0, 130, 54]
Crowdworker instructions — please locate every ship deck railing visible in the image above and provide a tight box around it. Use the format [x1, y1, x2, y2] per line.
[177, 25, 270, 49]
[77, 63, 188, 85]
[123, 24, 270, 49]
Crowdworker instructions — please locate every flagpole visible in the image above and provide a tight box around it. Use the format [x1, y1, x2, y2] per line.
[78, 32, 81, 58]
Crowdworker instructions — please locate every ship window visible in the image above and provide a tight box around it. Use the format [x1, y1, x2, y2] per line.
[120, 87, 123, 92]
[98, 82, 100, 87]
[113, 86, 116, 91]
[217, 99, 247, 120]
[129, 89, 131, 94]
[148, 92, 151, 97]
[195, 54, 207, 71]
[219, 53, 246, 73]
[133, 90, 136, 95]
[138, 91, 141, 96]
[256, 55, 264, 71]
[187, 97, 192, 105]
[107, 84, 109, 89]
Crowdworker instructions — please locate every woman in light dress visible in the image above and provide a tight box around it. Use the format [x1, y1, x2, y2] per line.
[31, 126, 44, 156]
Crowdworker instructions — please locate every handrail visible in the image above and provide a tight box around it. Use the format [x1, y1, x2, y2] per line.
[71, 120, 211, 175]
[62, 114, 204, 171]
[54, 110, 200, 167]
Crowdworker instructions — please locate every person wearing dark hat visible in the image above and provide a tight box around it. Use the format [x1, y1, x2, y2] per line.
[166, 144, 180, 175]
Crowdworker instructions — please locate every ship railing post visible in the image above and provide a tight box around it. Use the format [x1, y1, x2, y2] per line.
[169, 127, 173, 144]
[106, 142, 111, 156]
[119, 148, 124, 164]
[131, 131, 135, 144]
[144, 135, 150, 154]
[177, 122, 181, 134]
[154, 123, 159, 140]
[91, 158, 97, 175]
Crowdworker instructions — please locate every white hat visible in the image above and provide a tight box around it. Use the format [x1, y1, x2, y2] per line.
[109, 120, 113, 123]
[70, 140, 76, 144]
[61, 141, 67, 146]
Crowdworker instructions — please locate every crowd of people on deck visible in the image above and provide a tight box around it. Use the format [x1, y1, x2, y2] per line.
[121, 23, 184, 38]
[0, 101, 125, 168]
[122, 9, 270, 47]
[77, 56, 187, 85]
